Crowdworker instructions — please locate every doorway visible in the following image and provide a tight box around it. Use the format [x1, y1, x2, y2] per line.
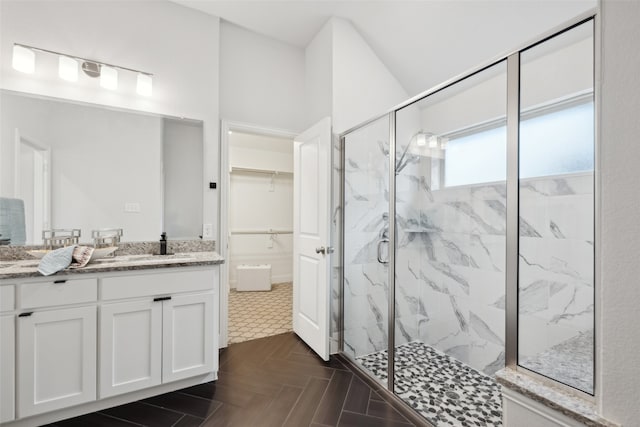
[13, 129, 51, 245]
[220, 121, 297, 346]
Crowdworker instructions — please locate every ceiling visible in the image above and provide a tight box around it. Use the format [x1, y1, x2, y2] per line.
[173, 0, 596, 97]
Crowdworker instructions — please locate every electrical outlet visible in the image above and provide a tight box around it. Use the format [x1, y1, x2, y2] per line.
[124, 202, 141, 213]
[203, 223, 213, 238]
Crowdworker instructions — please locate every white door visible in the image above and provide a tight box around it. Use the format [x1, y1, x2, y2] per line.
[293, 117, 332, 361]
[99, 300, 162, 398]
[1, 315, 15, 423]
[18, 306, 96, 418]
[14, 129, 51, 245]
[162, 293, 214, 383]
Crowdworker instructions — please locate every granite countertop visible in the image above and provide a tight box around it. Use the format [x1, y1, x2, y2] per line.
[0, 251, 224, 280]
[496, 368, 619, 427]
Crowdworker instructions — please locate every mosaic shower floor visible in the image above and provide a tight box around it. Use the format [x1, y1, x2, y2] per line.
[228, 282, 292, 344]
[357, 341, 503, 427]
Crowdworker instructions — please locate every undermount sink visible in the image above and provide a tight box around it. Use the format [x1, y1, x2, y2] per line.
[120, 254, 196, 263]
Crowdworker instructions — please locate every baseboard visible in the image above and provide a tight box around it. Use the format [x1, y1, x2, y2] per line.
[229, 275, 292, 289]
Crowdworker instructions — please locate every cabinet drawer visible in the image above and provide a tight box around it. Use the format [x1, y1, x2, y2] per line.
[20, 278, 98, 309]
[101, 269, 214, 300]
[1, 285, 14, 312]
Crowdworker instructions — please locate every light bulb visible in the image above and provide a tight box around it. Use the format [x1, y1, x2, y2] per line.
[12, 45, 35, 74]
[100, 66, 118, 90]
[58, 56, 78, 82]
[428, 135, 439, 148]
[416, 133, 427, 146]
[136, 73, 152, 96]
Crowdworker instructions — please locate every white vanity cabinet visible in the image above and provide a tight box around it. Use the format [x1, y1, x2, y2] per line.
[162, 292, 214, 383]
[15, 277, 99, 418]
[99, 269, 216, 398]
[1, 285, 16, 423]
[17, 305, 97, 418]
[99, 299, 162, 398]
[0, 260, 220, 427]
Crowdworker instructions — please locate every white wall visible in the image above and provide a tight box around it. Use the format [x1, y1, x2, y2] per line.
[599, 0, 640, 424]
[304, 17, 408, 133]
[0, 0, 219, 240]
[228, 132, 293, 286]
[163, 118, 203, 240]
[304, 21, 333, 128]
[219, 21, 305, 133]
[331, 18, 408, 134]
[420, 34, 591, 135]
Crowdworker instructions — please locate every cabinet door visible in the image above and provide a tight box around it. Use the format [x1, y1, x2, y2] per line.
[18, 306, 96, 418]
[1, 315, 15, 423]
[99, 300, 162, 398]
[162, 293, 214, 383]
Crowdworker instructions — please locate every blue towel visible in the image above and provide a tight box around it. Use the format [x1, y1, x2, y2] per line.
[0, 197, 26, 245]
[38, 246, 76, 276]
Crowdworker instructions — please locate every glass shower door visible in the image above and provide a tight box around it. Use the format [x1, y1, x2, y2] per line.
[393, 62, 508, 425]
[342, 115, 390, 384]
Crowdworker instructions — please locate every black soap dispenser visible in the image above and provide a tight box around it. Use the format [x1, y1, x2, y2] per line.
[160, 232, 167, 255]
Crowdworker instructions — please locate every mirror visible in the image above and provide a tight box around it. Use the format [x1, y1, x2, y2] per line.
[0, 90, 203, 245]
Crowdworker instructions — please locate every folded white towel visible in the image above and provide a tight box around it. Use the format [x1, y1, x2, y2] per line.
[38, 246, 75, 276]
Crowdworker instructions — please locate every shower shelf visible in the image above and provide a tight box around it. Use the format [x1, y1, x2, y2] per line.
[402, 228, 439, 233]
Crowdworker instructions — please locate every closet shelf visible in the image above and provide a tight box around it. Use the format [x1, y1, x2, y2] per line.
[230, 229, 293, 235]
[230, 166, 293, 176]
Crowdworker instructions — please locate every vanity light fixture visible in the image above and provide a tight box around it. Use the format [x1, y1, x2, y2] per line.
[58, 56, 78, 82]
[136, 73, 152, 96]
[11, 43, 153, 96]
[100, 65, 118, 90]
[416, 132, 427, 147]
[12, 44, 35, 74]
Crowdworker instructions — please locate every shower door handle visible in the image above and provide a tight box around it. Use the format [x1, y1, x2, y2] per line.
[377, 238, 389, 264]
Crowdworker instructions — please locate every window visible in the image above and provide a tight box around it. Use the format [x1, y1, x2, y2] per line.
[443, 99, 594, 187]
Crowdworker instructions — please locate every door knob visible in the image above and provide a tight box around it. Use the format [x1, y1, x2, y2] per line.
[315, 246, 326, 254]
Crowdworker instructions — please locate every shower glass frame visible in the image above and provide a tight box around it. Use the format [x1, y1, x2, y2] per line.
[339, 12, 597, 400]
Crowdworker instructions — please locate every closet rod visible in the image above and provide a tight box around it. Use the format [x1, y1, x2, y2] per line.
[230, 166, 293, 175]
[230, 229, 293, 235]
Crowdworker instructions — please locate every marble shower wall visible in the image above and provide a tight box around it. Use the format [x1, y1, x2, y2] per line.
[394, 166, 593, 376]
[342, 116, 391, 359]
[518, 172, 594, 368]
[395, 147, 507, 376]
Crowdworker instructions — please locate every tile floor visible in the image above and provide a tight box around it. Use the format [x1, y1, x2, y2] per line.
[48, 333, 419, 427]
[357, 341, 503, 427]
[228, 282, 292, 344]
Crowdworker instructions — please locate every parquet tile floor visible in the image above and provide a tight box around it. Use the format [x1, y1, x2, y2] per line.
[228, 283, 292, 344]
[49, 333, 423, 427]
